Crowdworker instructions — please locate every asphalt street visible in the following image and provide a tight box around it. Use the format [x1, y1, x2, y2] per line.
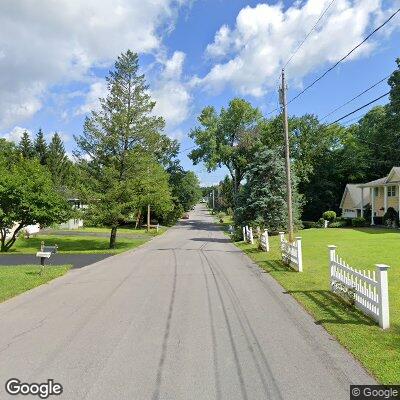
[0, 205, 375, 399]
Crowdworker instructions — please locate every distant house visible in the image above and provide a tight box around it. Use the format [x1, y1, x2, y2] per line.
[341, 167, 400, 225]
[59, 198, 86, 230]
[340, 184, 370, 219]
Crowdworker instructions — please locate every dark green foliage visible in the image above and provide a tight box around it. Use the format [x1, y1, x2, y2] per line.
[302, 221, 317, 229]
[234, 148, 302, 231]
[352, 217, 367, 227]
[47, 132, 70, 187]
[74, 50, 174, 247]
[322, 210, 336, 222]
[329, 220, 348, 228]
[0, 158, 70, 252]
[167, 163, 202, 212]
[383, 207, 398, 228]
[18, 130, 34, 159]
[34, 128, 48, 165]
[189, 98, 262, 199]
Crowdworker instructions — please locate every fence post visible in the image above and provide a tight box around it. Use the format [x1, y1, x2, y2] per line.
[242, 227, 246, 242]
[295, 237, 303, 272]
[249, 227, 254, 244]
[264, 229, 269, 252]
[376, 264, 390, 329]
[278, 232, 285, 244]
[328, 245, 337, 284]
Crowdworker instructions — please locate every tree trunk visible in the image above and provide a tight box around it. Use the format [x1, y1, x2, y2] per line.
[147, 204, 150, 232]
[109, 226, 118, 249]
[135, 209, 141, 229]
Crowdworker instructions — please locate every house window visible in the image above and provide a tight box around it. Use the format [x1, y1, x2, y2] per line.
[374, 187, 379, 197]
[388, 186, 396, 197]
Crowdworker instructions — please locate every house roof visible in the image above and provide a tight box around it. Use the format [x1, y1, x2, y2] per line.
[340, 184, 370, 209]
[359, 167, 400, 187]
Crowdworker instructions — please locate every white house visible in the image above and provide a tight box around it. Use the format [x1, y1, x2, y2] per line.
[59, 198, 86, 230]
[340, 184, 370, 219]
[358, 167, 400, 225]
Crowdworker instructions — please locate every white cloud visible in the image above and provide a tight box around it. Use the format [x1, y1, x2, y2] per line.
[0, 0, 189, 129]
[152, 51, 192, 129]
[199, 0, 400, 97]
[75, 80, 108, 115]
[2, 126, 32, 143]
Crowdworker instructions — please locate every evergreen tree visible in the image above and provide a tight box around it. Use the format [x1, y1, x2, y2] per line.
[18, 130, 34, 158]
[75, 50, 174, 248]
[234, 148, 302, 231]
[47, 132, 69, 187]
[34, 128, 48, 165]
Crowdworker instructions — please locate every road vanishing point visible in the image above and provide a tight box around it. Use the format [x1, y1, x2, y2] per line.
[0, 205, 374, 399]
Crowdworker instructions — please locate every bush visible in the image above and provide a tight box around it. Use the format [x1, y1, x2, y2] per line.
[329, 220, 348, 228]
[315, 218, 326, 228]
[383, 207, 398, 228]
[322, 210, 337, 222]
[352, 217, 367, 227]
[302, 221, 317, 229]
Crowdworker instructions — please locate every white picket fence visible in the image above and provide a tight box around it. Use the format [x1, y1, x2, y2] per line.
[242, 226, 254, 244]
[278, 232, 303, 272]
[260, 229, 269, 252]
[328, 245, 390, 329]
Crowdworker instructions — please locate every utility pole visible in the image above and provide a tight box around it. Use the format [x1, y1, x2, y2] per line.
[279, 68, 294, 242]
[212, 189, 215, 210]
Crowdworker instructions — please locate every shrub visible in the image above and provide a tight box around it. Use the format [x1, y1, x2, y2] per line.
[302, 221, 317, 229]
[383, 207, 398, 228]
[352, 217, 367, 227]
[322, 210, 337, 222]
[329, 220, 347, 228]
[315, 218, 326, 228]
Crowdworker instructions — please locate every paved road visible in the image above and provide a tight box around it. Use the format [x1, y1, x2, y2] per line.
[0, 254, 112, 269]
[0, 205, 374, 399]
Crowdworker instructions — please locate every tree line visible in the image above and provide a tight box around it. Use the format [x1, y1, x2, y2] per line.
[0, 50, 202, 252]
[190, 57, 400, 231]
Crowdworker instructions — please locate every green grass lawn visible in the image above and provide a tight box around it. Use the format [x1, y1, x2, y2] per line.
[0, 265, 70, 303]
[53, 226, 166, 235]
[218, 216, 400, 384]
[2, 235, 149, 254]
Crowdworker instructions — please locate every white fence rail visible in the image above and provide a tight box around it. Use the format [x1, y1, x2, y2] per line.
[328, 245, 390, 329]
[242, 226, 254, 244]
[279, 232, 303, 272]
[260, 229, 269, 252]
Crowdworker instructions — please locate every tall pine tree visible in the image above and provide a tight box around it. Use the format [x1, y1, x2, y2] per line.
[75, 50, 174, 248]
[34, 128, 48, 165]
[47, 132, 69, 187]
[18, 130, 34, 158]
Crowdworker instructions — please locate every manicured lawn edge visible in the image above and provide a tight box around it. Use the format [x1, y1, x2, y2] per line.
[0, 265, 70, 303]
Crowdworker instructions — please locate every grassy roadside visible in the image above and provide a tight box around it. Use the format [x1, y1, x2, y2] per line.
[216, 214, 399, 384]
[51, 226, 167, 235]
[0, 227, 167, 255]
[0, 265, 70, 303]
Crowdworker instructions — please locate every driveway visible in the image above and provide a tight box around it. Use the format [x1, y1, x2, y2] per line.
[0, 254, 112, 269]
[0, 205, 374, 399]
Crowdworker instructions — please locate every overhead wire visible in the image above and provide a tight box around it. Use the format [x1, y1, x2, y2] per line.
[287, 7, 400, 105]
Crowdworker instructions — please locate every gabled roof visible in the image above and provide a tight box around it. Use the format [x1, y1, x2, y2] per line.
[340, 184, 370, 209]
[359, 167, 400, 187]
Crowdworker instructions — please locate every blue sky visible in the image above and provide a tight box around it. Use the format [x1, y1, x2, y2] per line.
[0, 0, 399, 185]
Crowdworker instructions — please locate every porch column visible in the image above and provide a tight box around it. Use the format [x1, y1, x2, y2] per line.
[360, 187, 364, 218]
[384, 186, 388, 214]
[398, 185, 400, 225]
[371, 187, 375, 226]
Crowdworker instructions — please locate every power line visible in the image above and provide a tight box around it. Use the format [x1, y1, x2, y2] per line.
[321, 74, 391, 120]
[284, 0, 337, 68]
[327, 91, 390, 126]
[288, 7, 400, 105]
